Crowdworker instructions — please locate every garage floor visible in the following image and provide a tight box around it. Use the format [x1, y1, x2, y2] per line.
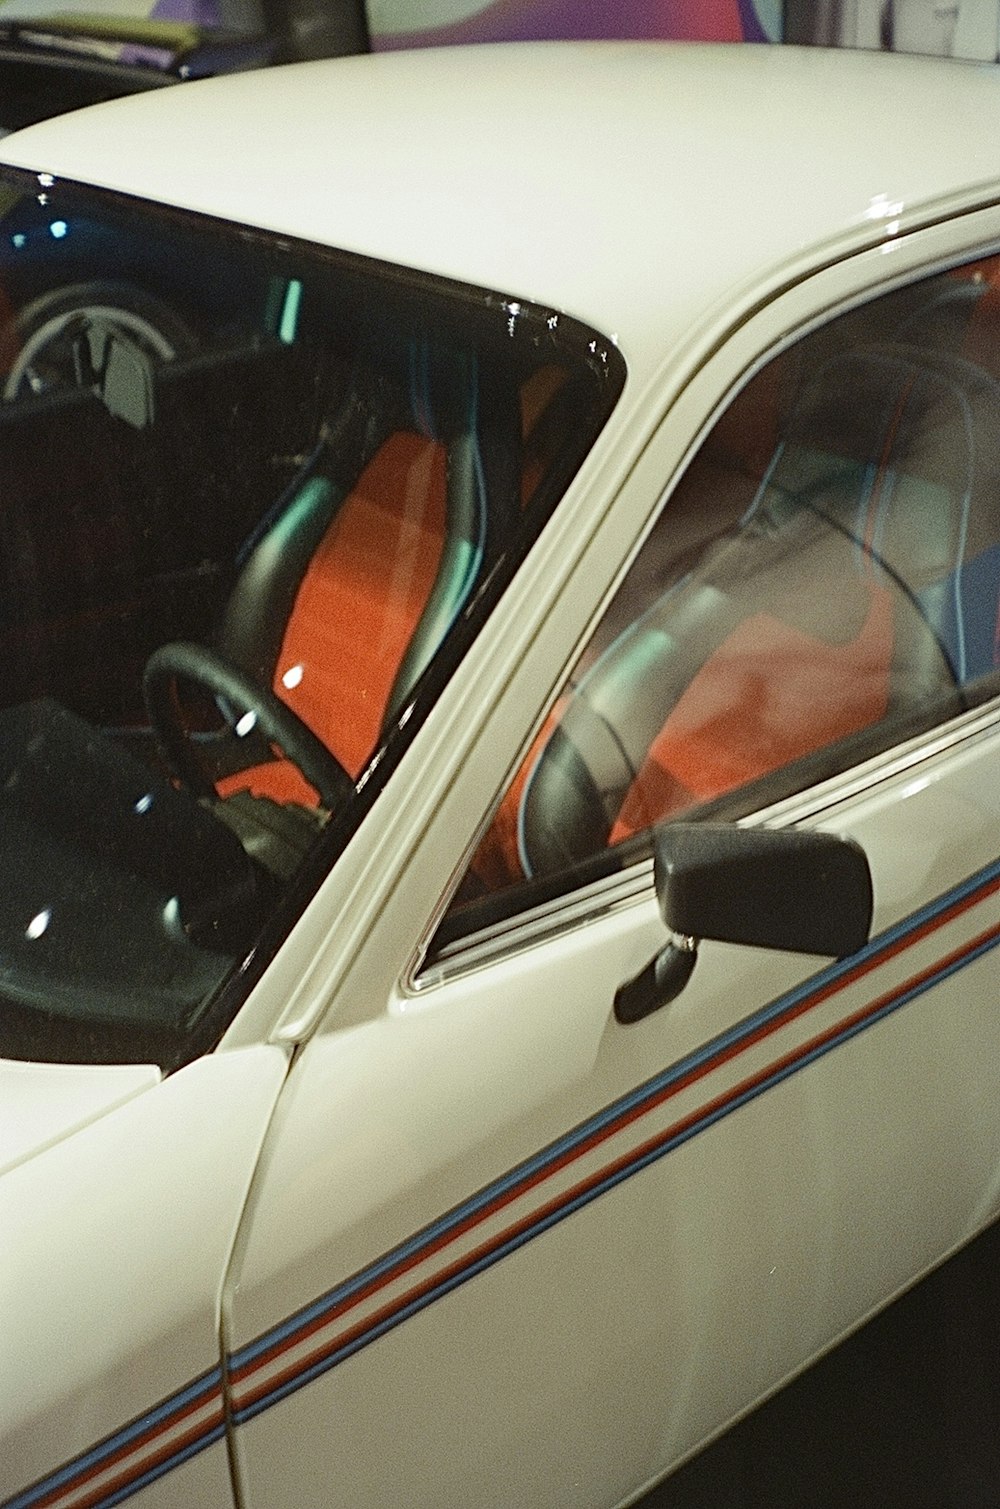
[639, 1217, 1000, 1507]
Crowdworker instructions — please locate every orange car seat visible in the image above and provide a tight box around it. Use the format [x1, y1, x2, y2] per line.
[217, 347, 518, 805]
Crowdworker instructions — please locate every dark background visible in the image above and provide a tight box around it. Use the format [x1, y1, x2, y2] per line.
[640, 1217, 1000, 1507]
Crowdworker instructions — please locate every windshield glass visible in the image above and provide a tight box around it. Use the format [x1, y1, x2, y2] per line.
[0, 168, 623, 1069]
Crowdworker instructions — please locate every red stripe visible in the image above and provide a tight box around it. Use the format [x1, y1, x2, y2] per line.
[29, 1394, 224, 1509]
[31, 872, 1000, 1506]
[231, 874, 1000, 1402]
[233, 912, 1000, 1414]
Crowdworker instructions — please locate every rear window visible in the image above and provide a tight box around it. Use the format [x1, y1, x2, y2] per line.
[0, 168, 623, 1067]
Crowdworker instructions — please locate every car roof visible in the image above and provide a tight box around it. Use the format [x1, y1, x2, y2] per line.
[3, 42, 1000, 385]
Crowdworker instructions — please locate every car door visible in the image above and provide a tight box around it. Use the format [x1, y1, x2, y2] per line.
[222, 225, 1000, 1509]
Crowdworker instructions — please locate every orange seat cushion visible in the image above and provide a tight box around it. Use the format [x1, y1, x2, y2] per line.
[220, 431, 446, 807]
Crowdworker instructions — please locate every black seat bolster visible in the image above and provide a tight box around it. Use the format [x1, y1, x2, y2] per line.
[219, 474, 340, 687]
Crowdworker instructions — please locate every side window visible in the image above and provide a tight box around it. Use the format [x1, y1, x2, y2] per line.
[439, 253, 1000, 946]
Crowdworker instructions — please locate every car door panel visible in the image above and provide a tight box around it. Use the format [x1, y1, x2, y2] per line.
[223, 704, 1000, 1509]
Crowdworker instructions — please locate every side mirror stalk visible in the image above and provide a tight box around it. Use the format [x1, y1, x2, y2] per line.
[615, 823, 873, 1025]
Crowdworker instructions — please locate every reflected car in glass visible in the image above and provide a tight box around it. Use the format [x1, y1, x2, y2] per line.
[0, 0, 367, 134]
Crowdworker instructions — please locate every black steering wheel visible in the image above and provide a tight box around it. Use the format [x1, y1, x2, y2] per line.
[143, 641, 354, 813]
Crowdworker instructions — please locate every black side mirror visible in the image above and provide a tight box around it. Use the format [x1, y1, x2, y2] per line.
[615, 823, 873, 1024]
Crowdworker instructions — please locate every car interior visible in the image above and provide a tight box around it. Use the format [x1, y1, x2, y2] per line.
[0, 169, 617, 1064]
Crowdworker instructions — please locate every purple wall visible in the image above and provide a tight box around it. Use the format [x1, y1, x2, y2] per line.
[372, 0, 772, 50]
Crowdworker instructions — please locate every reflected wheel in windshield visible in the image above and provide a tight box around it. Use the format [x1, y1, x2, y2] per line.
[3, 280, 197, 401]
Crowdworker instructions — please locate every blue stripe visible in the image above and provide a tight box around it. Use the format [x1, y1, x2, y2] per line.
[4, 1371, 222, 1509]
[10, 855, 1000, 1509]
[230, 900, 1000, 1423]
[83, 1424, 228, 1509]
[232, 853, 1000, 1375]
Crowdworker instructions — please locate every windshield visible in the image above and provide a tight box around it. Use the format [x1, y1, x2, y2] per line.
[0, 168, 623, 1068]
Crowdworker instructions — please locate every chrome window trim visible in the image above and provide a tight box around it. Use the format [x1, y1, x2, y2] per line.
[415, 859, 655, 991]
[412, 693, 1000, 992]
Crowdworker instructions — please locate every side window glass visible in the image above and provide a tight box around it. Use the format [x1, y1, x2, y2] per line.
[440, 254, 1000, 946]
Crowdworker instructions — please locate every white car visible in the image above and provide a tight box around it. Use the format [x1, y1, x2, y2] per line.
[3, 40, 1000, 1509]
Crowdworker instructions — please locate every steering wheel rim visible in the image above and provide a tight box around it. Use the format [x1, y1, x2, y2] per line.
[143, 641, 354, 813]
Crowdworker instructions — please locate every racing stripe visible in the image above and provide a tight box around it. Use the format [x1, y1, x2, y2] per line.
[226, 855, 1000, 1420]
[7, 855, 1000, 1509]
[4, 1370, 224, 1509]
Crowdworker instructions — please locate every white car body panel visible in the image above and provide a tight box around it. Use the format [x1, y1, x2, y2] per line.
[0, 1045, 287, 1504]
[225, 736, 1000, 1508]
[3, 39, 1000, 1509]
[0, 1058, 158, 1174]
[2, 44, 1000, 391]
